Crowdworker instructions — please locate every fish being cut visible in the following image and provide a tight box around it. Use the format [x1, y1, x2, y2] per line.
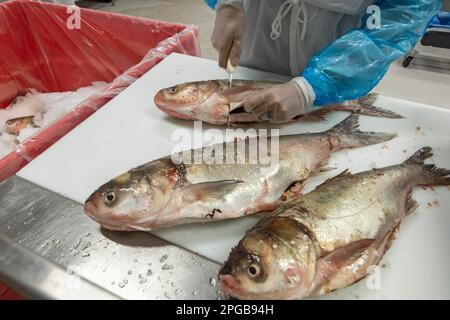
[154, 80, 402, 125]
[84, 114, 396, 231]
[219, 147, 449, 300]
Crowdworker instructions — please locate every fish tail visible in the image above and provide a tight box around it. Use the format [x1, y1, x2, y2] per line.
[405, 147, 450, 187]
[327, 113, 397, 151]
[315, 94, 403, 119]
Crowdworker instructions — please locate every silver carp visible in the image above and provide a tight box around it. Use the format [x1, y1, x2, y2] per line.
[219, 147, 450, 299]
[154, 80, 402, 125]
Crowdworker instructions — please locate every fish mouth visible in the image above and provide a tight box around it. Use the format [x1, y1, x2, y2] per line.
[154, 103, 195, 120]
[84, 202, 156, 232]
[219, 274, 246, 300]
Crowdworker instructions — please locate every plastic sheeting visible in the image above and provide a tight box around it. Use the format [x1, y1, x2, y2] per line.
[302, 0, 441, 105]
[0, 0, 200, 183]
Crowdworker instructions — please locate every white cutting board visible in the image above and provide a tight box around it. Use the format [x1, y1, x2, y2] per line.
[18, 53, 450, 299]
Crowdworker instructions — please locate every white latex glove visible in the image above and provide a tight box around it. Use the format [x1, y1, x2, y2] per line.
[211, 3, 246, 69]
[243, 77, 316, 123]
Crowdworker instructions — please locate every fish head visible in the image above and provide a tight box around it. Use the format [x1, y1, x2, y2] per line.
[84, 159, 185, 231]
[219, 218, 317, 299]
[154, 81, 229, 124]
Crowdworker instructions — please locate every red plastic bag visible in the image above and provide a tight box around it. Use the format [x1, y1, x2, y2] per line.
[0, 0, 200, 182]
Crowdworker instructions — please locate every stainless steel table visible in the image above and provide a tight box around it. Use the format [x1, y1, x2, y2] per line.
[0, 176, 224, 299]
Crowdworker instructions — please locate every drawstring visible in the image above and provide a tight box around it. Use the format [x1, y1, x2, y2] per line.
[271, 0, 316, 42]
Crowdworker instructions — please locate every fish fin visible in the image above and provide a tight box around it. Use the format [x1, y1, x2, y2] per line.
[321, 94, 403, 119]
[181, 180, 244, 201]
[421, 165, 450, 187]
[279, 180, 306, 201]
[318, 166, 338, 173]
[249, 202, 283, 214]
[313, 239, 375, 295]
[327, 113, 397, 150]
[314, 223, 401, 296]
[404, 147, 433, 165]
[315, 170, 354, 189]
[319, 239, 375, 268]
[405, 193, 419, 216]
[404, 147, 450, 186]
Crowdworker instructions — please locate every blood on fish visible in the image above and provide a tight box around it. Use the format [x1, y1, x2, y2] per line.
[163, 167, 181, 183]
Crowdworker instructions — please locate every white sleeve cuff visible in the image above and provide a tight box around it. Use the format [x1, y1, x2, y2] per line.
[291, 77, 316, 107]
[218, 0, 243, 7]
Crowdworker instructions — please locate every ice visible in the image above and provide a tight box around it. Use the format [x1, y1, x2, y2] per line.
[0, 82, 109, 159]
[0, 133, 17, 159]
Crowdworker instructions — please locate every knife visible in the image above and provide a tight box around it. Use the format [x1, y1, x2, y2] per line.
[226, 59, 235, 128]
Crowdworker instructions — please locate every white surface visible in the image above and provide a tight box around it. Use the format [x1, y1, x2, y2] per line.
[18, 53, 450, 299]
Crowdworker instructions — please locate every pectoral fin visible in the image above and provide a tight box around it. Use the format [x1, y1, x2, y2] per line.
[313, 239, 375, 296]
[181, 180, 244, 202]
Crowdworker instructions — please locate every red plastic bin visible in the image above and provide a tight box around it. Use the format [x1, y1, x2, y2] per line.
[0, 281, 21, 300]
[0, 0, 200, 183]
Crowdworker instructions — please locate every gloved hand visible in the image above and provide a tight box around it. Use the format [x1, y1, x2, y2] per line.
[243, 77, 316, 123]
[211, 3, 246, 69]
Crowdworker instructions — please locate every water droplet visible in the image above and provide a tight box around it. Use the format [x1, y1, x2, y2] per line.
[81, 253, 90, 257]
[175, 288, 182, 295]
[146, 269, 153, 276]
[139, 277, 147, 285]
[124, 279, 128, 284]
[128, 270, 132, 275]
[159, 254, 168, 263]
[85, 233, 91, 237]
[138, 274, 143, 279]
[118, 282, 125, 288]
[164, 292, 170, 299]
[133, 258, 138, 263]
[209, 277, 216, 286]
[171, 282, 176, 287]
[192, 289, 199, 296]
[162, 264, 174, 270]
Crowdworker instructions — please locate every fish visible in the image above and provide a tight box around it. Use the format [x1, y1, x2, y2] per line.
[219, 147, 450, 300]
[0, 94, 45, 133]
[84, 114, 396, 231]
[5, 116, 39, 135]
[154, 80, 402, 125]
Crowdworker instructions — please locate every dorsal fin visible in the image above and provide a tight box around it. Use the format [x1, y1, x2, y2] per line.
[404, 147, 433, 165]
[315, 170, 354, 189]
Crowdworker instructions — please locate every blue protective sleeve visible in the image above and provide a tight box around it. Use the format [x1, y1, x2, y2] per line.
[302, 0, 442, 106]
[205, 0, 218, 9]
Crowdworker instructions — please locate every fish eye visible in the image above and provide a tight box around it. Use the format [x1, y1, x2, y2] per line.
[168, 87, 178, 94]
[247, 263, 261, 278]
[104, 190, 116, 206]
